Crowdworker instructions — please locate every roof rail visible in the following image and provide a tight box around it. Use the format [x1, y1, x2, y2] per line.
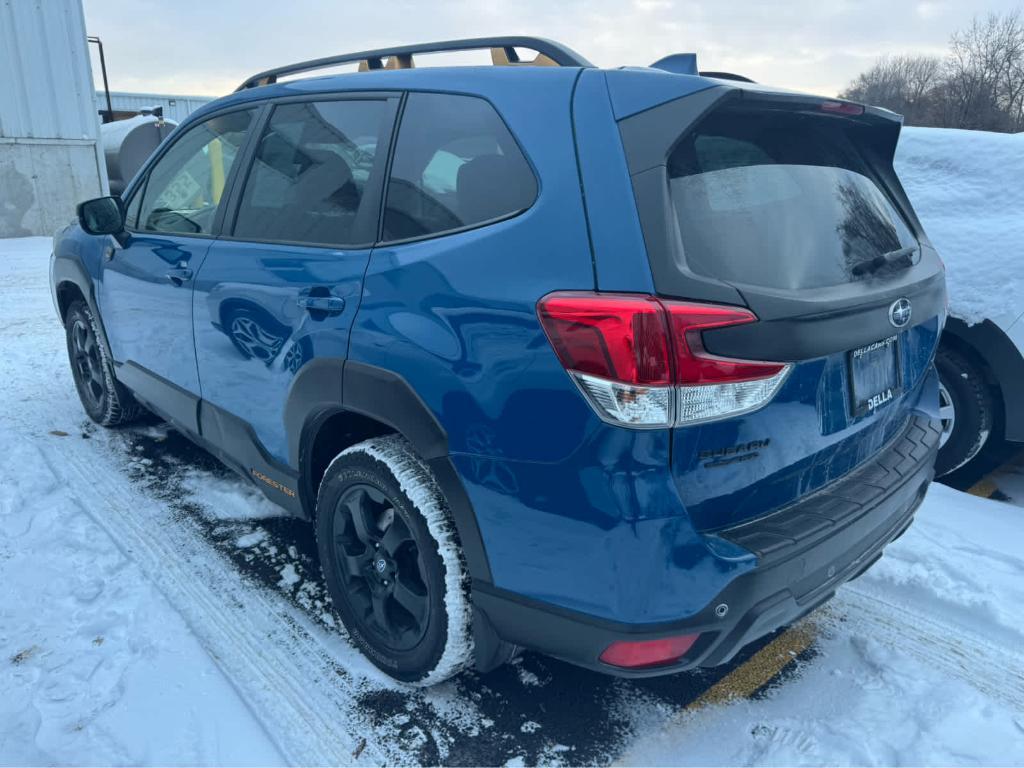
[235, 36, 594, 91]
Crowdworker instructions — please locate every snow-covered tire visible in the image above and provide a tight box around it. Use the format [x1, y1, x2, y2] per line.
[64, 300, 143, 427]
[934, 345, 993, 477]
[315, 435, 473, 685]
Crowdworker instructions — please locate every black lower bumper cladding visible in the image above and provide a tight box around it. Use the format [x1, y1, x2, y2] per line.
[473, 415, 942, 677]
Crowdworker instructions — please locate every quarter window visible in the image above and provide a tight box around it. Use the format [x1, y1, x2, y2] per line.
[233, 99, 394, 246]
[136, 109, 255, 235]
[383, 93, 536, 241]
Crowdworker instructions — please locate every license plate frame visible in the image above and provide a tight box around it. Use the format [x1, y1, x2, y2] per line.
[848, 334, 903, 418]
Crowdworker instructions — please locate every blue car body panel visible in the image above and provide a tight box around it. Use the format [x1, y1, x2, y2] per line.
[571, 70, 655, 294]
[50, 57, 945, 671]
[602, 68, 718, 119]
[193, 240, 371, 463]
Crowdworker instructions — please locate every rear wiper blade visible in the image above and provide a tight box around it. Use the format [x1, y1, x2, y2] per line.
[851, 246, 918, 276]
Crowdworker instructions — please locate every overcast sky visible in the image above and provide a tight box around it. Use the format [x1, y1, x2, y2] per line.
[83, 0, 1021, 98]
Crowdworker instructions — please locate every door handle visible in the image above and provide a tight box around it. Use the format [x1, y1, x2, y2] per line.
[297, 295, 345, 314]
[166, 266, 193, 286]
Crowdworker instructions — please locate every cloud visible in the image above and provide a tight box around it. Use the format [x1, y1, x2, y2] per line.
[82, 0, 1019, 98]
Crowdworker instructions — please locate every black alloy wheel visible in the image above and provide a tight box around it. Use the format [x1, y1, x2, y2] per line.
[332, 483, 430, 652]
[315, 436, 475, 684]
[64, 300, 142, 427]
[70, 314, 105, 412]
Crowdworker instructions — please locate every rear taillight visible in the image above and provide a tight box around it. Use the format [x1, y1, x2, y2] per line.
[537, 292, 791, 428]
[664, 303, 790, 425]
[537, 293, 673, 427]
[599, 633, 700, 669]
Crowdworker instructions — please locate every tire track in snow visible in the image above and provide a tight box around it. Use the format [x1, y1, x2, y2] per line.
[23, 412, 411, 766]
[837, 587, 1024, 710]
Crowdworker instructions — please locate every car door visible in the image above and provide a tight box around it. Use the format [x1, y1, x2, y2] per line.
[99, 107, 257, 431]
[192, 94, 399, 465]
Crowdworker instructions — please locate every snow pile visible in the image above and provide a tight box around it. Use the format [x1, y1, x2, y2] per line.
[895, 127, 1024, 325]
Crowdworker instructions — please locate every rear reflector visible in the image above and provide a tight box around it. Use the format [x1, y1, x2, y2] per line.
[537, 292, 791, 428]
[599, 634, 700, 669]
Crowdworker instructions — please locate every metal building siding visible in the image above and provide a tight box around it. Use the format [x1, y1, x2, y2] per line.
[101, 91, 215, 121]
[0, 0, 98, 140]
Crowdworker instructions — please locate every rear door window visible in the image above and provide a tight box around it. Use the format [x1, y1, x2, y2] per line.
[668, 109, 918, 290]
[383, 93, 536, 241]
[233, 98, 395, 247]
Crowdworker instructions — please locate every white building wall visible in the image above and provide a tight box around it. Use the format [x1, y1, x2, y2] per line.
[102, 91, 214, 122]
[0, 0, 106, 236]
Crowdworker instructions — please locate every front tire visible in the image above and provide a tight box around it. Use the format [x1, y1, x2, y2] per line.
[315, 435, 473, 685]
[64, 300, 142, 427]
[934, 346, 993, 477]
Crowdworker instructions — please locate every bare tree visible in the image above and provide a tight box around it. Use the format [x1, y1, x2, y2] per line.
[946, 10, 1024, 131]
[840, 9, 1024, 132]
[840, 55, 944, 126]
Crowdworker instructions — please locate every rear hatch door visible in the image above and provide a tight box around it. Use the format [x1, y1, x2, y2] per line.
[619, 84, 945, 531]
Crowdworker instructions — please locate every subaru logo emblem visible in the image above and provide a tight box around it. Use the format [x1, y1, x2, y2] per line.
[889, 298, 912, 328]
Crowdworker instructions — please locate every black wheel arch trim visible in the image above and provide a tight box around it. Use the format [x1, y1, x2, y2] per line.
[942, 317, 1024, 442]
[285, 359, 493, 583]
[52, 256, 115, 361]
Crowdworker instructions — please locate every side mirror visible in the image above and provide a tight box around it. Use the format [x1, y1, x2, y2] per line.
[77, 196, 126, 241]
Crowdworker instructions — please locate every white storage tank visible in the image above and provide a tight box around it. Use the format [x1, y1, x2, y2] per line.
[101, 114, 177, 195]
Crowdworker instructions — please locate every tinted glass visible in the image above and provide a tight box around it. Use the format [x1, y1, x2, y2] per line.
[138, 109, 254, 235]
[668, 109, 918, 290]
[234, 99, 393, 246]
[123, 186, 142, 229]
[383, 93, 536, 241]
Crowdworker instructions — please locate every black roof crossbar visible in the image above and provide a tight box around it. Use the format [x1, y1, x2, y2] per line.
[235, 36, 594, 91]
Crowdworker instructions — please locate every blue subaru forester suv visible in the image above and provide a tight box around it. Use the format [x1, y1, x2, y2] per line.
[52, 38, 946, 685]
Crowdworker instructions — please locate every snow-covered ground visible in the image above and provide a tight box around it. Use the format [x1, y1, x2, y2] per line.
[895, 127, 1024, 326]
[2, 232, 1023, 766]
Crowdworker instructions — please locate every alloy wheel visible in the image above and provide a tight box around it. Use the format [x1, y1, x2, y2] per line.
[332, 484, 430, 651]
[938, 381, 956, 448]
[71, 318, 105, 410]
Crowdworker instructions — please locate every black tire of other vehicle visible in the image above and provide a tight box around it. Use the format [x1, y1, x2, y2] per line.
[935, 345, 993, 477]
[315, 435, 474, 685]
[64, 300, 143, 427]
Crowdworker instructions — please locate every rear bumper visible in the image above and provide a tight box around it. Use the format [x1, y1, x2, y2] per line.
[473, 415, 941, 677]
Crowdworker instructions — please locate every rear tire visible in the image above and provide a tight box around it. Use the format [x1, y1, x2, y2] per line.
[315, 435, 473, 685]
[64, 300, 143, 427]
[934, 346, 993, 477]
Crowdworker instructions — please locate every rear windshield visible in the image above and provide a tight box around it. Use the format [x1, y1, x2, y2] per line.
[668, 108, 917, 290]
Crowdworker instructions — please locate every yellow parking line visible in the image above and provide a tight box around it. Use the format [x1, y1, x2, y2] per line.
[967, 478, 999, 498]
[684, 620, 817, 713]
